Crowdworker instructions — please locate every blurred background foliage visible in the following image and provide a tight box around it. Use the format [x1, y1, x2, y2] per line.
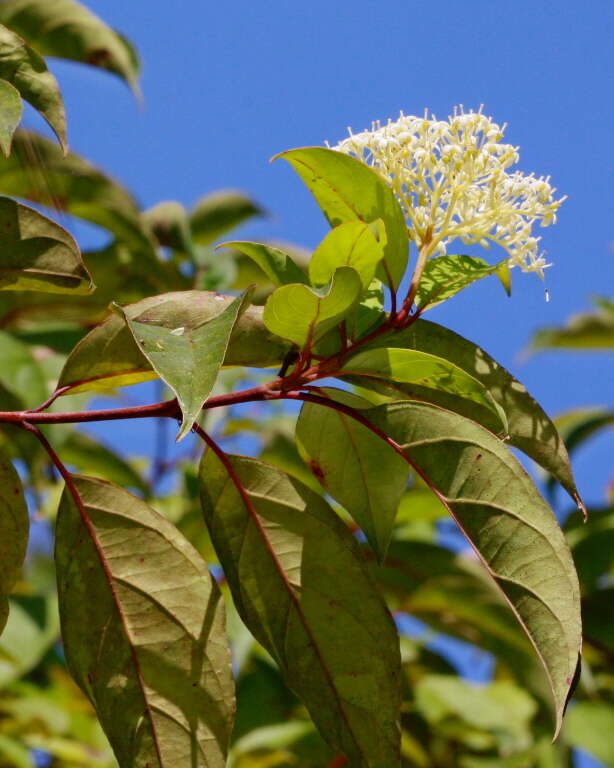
[0, 1, 611, 766]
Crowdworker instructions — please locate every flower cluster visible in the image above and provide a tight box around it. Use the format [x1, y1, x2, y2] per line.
[333, 106, 565, 276]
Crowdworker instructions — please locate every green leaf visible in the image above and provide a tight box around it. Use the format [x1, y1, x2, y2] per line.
[565, 702, 614, 767]
[58, 290, 290, 394]
[366, 400, 581, 736]
[565, 507, 614, 594]
[341, 347, 508, 432]
[0, 734, 33, 768]
[56, 475, 235, 768]
[220, 241, 307, 287]
[60, 432, 148, 495]
[142, 200, 194, 255]
[191, 190, 264, 246]
[309, 219, 385, 289]
[0, 447, 28, 635]
[0, 0, 140, 93]
[415, 254, 509, 310]
[0, 594, 59, 686]
[275, 147, 408, 288]
[530, 297, 614, 350]
[0, 23, 66, 151]
[0, 131, 150, 249]
[121, 289, 252, 441]
[415, 676, 536, 753]
[295, 389, 409, 560]
[199, 453, 402, 767]
[0, 329, 48, 408]
[348, 318, 582, 508]
[0, 78, 21, 157]
[0, 197, 93, 293]
[263, 266, 362, 347]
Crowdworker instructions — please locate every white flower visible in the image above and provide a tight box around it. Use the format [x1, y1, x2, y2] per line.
[333, 106, 566, 276]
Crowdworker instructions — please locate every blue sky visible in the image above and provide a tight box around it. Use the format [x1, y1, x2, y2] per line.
[41, 0, 612, 506]
[22, 3, 612, 765]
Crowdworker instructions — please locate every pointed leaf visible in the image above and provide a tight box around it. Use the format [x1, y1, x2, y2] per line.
[0, 197, 92, 293]
[0, 131, 150, 249]
[58, 290, 290, 394]
[0, 0, 140, 93]
[263, 266, 362, 347]
[342, 347, 508, 432]
[366, 400, 581, 735]
[56, 475, 235, 768]
[348, 318, 582, 507]
[415, 254, 509, 310]
[199, 453, 402, 767]
[276, 147, 408, 288]
[121, 290, 252, 440]
[0, 447, 28, 634]
[220, 241, 307, 286]
[0, 78, 21, 157]
[296, 389, 409, 560]
[309, 219, 384, 289]
[191, 190, 264, 245]
[0, 23, 66, 150]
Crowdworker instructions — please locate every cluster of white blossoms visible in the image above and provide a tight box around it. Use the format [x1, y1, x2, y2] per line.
[333, 106, 566, 276]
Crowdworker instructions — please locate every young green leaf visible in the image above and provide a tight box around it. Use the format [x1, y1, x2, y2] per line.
[0, 0, 141, 94]
[56, 475, 235, 768]
[309, 219, 384, 289]
[190, 190, 264, 245]
[0, 131, 150, 250]
[275, 147, 409, 288]
[220, 241, 308, 286]
[0, 24, 66, 151]
[347, 318, 583, 508]
[366, 400, 581, 736]
[341, 347, 508, 432]
[263, 266, 362, 347]
[58, 291, 290, 394]
[199, 453, 402, 767]
[0, 78, 21, 157]
[0, 197, 93, 294]
[415, 254, 509, 310]
[0, 447, 28, 635]
[296, 389, 409, 560]
[121, 290, 253, 441]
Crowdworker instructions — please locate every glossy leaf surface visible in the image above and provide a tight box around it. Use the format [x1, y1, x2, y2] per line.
[350, 318, 582, 506]
[0, 78, 21, 156]
[199, 453, 402, 767]
[276, 147, 408, 288]
[309, 219, 384, 289]
[221, 241, 307, 286]
[415, 254, 509, 309]
[296, 389, 409, 560]
[342, 347, 507, 431]
[0, 447, 28, 634]
[263, 266, 361, 346]
[122, 290, 251, 440]
[56, 475, 235, 768]
[0, 23, 66, 150]
[0, 197, 92, 293]
[367, 400, 581, 735]
[58, 291, 290, 393]
[0, 0, 140, 92]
